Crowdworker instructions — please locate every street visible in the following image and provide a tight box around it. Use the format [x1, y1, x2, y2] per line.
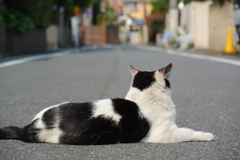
[0, 45, 239, 160]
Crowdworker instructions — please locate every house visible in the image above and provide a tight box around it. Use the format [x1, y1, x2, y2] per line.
[180, 1, 239, 53]
[101, 0, 123, 15]
[118, 0, 153, 44]
[122, 0, 153, 19]
[109, 0, 124, 15]
[181, 1, 212, 49]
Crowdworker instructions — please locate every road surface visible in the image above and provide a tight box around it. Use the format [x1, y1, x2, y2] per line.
[0, 45, 239, 160]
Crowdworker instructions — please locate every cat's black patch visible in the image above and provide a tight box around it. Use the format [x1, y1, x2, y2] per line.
[22, 120, 41, 143]
[57, 102, 118, 145]
[15, 99, 150, 145]
[133, 71, 156, 91]
[112, 98, 150, 143]
[0, 126, 23, 140]
[61, 116, 119, 145]
[58, 102, 93, 132]
[164, 78, 170, 88]
[57, 99, 150, 145]
[42, 107, 58, 129]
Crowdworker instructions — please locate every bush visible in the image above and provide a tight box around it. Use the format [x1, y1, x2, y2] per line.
[0, 0, 51, 34]
[151, 0, 169, 14]
[97, 3, 117, 26]
[29, 0, 51, 28]
[0, 4, 4, 26]
[168, 36, 180, 49]
[0, 3, 35, 34]
[4, 9, 35, 34]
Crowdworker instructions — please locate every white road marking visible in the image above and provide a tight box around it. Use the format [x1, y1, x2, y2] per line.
[0, 51, 70, 68]
[166, 50, 240, 66]
[0, 45, 116, 68]
[137, 45, 240, 67]
[2, 45, 240, 68]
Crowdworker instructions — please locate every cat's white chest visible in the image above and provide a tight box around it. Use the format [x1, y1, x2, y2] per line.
[139, 104, 177, 143]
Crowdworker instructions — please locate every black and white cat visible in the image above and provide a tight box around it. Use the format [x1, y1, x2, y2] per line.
[0, 63, 214, 145]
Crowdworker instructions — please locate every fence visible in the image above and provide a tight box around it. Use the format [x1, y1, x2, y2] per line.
[0, 28, 47, 57]
[79, 26, 120, 45]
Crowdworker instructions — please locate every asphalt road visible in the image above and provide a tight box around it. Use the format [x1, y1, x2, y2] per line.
[0, 45, 240, 160]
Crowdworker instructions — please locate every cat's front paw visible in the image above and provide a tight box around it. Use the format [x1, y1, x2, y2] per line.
[202, 132, 214, 141]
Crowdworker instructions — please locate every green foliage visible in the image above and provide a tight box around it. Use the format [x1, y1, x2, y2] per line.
[28, 0, 51, 28]
[150, 18, 165, 35]
[73, 0, 98, 8]
[52, 0, 97, 23]
[0, 4, 4, 26]
[0, 2, 35, 34]
[1, 0, 51, 34]
[103, 4, 117, 25]
[2, 0, 31, 13]
[97, 14, 103, 25]
[3, 8, 35, 34]
[52, 0, 97, 8]
[168, 36, 180, 49]
[1, 0, 98, 34]
[98, 4, 117, 26]
[151, 0, 169, 14]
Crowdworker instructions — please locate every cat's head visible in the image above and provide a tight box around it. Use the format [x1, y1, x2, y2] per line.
[125, 63, 172, 101]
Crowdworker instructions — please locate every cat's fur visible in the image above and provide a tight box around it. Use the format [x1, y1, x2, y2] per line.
[0, 63, 214, 144]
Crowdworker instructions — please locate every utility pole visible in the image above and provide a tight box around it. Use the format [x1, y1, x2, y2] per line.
[59, 6, 65, 47]
[143, 0, 147, 20]
[169, 0, 178, 36]
[142, 0, 148, 45]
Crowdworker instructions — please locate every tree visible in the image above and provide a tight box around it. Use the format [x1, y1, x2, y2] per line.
[151, 0, 169, 14]
[151, 0, 235, 15]
[51, 0, 98, 23]
[99, 3, 117, 25]
[1, 0, 51, 33]
[52, 0, 97, 8]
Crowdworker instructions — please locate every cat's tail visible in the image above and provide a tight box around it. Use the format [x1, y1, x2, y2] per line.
[0, 126, 23, 140]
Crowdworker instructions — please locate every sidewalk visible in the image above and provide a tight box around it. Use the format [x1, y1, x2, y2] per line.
[0, 48, 73, 64]
[136, 44, 240, 62]
[134, 44, 240, 67]
[186, 48, 240, 61]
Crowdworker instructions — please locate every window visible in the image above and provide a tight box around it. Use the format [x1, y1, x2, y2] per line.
[128, 2, 139, 11]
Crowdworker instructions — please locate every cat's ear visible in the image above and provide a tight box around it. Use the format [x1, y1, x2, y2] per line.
[129, 65, 139, 77]
[159, 63, 172, 78]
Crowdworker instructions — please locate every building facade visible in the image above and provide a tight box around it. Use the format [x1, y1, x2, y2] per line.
[122, 0, 153, 19]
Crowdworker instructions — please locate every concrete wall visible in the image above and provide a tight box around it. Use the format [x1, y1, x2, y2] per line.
[5, 29, 46, 56]
[181, 1, 212, 49]
[46, 25, 58, 49]
[46, 24, 72, 48]
[181, 4, 190, 35]
[209, 1, 237, 53]
[0, 27, 6, 55]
